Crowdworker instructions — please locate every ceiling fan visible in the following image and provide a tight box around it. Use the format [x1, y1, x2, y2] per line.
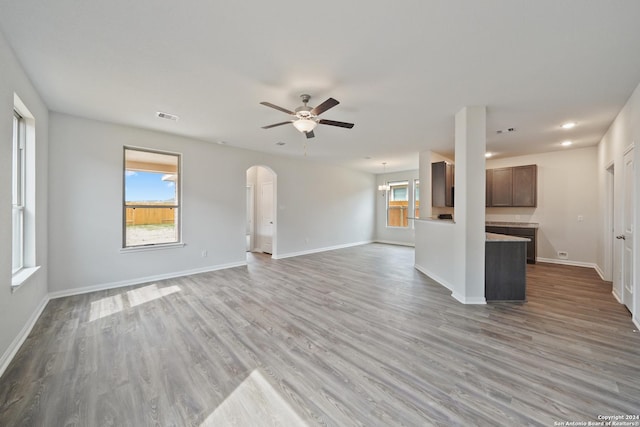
[260, 94, 354, 139]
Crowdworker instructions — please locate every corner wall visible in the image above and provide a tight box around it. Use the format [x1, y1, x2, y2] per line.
[596, 80, 640, 325]
[0, 30, 49, 375]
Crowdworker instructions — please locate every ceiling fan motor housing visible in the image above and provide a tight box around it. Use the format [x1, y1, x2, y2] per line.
[295, 94, 314, 119]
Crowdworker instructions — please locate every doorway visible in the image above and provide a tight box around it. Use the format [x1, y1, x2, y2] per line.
[246, 165, 277, 257]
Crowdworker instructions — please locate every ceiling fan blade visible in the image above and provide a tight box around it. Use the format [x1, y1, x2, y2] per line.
[260, 101, 295, 115]
[310, 98, 339, 116]
[318, 119, 354, 129]
[262, 121, 292, 129]
[305, 130, 315, 139]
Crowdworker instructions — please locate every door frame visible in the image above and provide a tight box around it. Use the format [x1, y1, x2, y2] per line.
[246, 184, 254, 251]
[604, 162, 615, 284]
[621, 144, 634, 316]
[246, 165, 277, 257]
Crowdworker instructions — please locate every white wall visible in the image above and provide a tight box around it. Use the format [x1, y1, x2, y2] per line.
[0, 31, 49, 374]
[48, 113, 375, 295]
[487, 147, 599, 267]
[414, 151, 457, 293]
[375, 169, 419, 246]
[596, 80, 640, 325]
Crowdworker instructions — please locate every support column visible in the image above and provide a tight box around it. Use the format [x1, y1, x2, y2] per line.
[452, 106, 486, 304]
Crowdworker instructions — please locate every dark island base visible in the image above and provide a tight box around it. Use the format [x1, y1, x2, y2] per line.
[485, 240, 527, 301]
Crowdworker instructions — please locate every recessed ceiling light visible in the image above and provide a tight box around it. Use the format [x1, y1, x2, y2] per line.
[562, 140, 572, 147]
[217, 141, 227, 145]
[156, 111, 179, 121]
[561, 122, 576, 129]
[276, 142, 286, 146]
[485, 152, 493, 158]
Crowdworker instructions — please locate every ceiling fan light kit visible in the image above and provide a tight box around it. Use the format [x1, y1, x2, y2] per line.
[261, 94, 354, 139]
[292, 118, 317, 133]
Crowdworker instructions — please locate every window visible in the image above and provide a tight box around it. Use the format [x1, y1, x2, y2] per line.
[414, 179, 420, 219]
[387, 180, 409, 227]
[123, 147, 181, 248]
[12, 94, 39, 288]
[12, 111, 25, 273]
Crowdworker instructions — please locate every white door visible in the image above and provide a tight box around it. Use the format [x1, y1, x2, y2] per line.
[260, 181, 274, 254]
[620, 148, 634, 313]
[246, 185, 254, 251]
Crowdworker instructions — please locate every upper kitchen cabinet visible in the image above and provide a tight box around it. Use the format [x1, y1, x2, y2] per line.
[432, 161, 454, 207]
[486, 164, 537, 207]
[512, 165, 537, 206]
[489, 167, 513, 207]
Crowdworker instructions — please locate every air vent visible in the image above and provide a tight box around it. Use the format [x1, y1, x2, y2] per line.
[496, 127, 515, 134]
[156, 111, 179, 121]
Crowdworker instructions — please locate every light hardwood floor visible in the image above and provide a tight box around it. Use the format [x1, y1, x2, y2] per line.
[1, 244, 639, 426]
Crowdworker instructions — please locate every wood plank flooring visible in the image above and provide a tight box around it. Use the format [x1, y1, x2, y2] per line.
[1, 244, 639, 426]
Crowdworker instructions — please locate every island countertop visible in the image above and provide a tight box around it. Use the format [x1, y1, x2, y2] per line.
[486, 221, 539, 229]
[486, 232, 530, 242]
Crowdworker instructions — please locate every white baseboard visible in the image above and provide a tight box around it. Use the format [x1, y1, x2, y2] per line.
[593, 264, 606, 281]
[49, 261, 247, 300]
[451, 292, 487, 305]
[0, 295, 50, 378]
[536, 257, 599, 270]
[633, 317, 640, 331]
[414, 263, 453, 291]
[414, 262, 460, 295]
[273, 240, 373, 260]
[415, 263, 486, 305]
[374, 240, 415, 247]
[612, 289, 623, 304]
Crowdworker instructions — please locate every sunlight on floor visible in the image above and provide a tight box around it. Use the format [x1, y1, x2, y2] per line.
[88, 284, 181, 322]
[88, 294, 124, 322]
[200, 368, 308, 427]
[127, 284, 180, 307]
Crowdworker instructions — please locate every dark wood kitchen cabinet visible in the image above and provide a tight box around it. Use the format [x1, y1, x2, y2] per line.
[489, 167, 513, 206]
[432, 161, 454, 207]
[486, 164, 537, 207]
[485, 238, 528, 301]
[512, 165, 537, 206]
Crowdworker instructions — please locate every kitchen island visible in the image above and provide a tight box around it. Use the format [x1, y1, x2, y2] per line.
[485, 232, 529, 301]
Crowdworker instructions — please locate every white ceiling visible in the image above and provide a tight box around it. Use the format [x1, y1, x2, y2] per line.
[1, 1, 640, 173]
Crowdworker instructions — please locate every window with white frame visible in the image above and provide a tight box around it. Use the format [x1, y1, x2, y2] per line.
[12, 111, 25, 274]
[11, 95, 39, 287]
[123, 147, 181, 248]
[387, 180, 409, 227]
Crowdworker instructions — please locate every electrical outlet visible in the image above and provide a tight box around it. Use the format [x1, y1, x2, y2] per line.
[201, 250, 208, 258]
[577, 215, 584, 222]
[558, 251, 568, 259]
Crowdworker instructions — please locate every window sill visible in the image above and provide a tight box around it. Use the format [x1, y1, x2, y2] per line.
[12, 266, 41, 292]
[120, 242, 185, 253]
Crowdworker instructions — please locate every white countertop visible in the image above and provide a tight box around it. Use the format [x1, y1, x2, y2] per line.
[486, 221, 539, 229]
[486, 232, 530, 242]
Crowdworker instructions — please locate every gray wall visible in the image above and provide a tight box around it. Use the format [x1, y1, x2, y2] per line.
[47, 113, 375, 295]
